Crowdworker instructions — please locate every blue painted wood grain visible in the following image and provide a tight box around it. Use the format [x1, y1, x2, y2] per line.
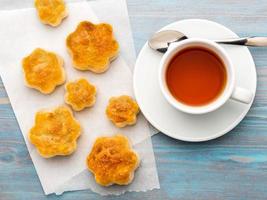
[1, 0, 267, 199]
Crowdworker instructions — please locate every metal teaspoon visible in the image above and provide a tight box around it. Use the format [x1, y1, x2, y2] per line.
[148, 30, 267, 53]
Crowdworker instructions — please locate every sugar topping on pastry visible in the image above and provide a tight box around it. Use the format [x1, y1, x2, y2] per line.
[28, 106, 81, 158]
[66, 21, 119, 73]
[65, 78, 97, 111]
[87, 134, 140, 186]
[22, 48, 65, 94]
[34, 0, 68, 27]
[106, 95, 140, 128]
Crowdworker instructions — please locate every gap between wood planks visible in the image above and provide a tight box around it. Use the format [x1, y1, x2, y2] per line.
[0, 98, 10, 104]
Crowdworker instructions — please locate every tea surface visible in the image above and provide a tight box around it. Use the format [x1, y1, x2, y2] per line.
[166, 47, 227, 106]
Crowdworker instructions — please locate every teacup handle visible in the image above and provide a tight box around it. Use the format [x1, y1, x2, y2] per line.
[231, 87, 254, 104]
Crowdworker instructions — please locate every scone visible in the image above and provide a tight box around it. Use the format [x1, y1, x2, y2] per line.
[22, 48, 65, 94]
[87, 134, 140, 186]
[66, 21, 119, 73]
[34, 0, 68, 27]
[28, 106, 81, 158]
[106, 95, 140, 128]
[65, 78, 97, 111]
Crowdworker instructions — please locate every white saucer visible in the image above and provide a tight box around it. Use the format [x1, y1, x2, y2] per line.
[133, 19, 257, 142]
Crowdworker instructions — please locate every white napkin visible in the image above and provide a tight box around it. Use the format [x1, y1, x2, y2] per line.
[0, 1, 159, 195]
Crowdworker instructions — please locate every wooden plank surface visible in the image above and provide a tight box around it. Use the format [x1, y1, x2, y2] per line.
[1, 0, 267, 199]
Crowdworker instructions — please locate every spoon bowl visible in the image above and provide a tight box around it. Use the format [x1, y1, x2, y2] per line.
[148, 30, 187, 53]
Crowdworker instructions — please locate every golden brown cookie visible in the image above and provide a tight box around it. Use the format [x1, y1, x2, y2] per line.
[106, 95, 139, 128]
[34, 0, 68, 27]
[66, 21, 119, 73]
[22, 48, 65, 94]
[65, 78, 97, 111]
[28, 106, 81, 158]
[87, 134, 140, 186]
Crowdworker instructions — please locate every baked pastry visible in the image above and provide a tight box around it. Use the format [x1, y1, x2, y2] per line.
[34, 0, 68, 27]
[66, 21, 119, 73]
[106, 95, 139, 128]
[28, 106, 81, 158]
[87, 134, 140, 186]
[65, 78, 97, 111]
[22, 48, 65, 94]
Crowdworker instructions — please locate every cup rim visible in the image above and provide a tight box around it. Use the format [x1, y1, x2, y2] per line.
[159, 38, 235, 114]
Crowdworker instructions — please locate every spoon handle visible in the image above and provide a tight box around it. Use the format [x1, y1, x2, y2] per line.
[215, 37, 267, 47]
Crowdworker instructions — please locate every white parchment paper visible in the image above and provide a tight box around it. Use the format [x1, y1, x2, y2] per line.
[90, 0, 159, 135]
[0, 1, 159, 195]
[55, 137, 159, 195]
[89, 0, 136, 70]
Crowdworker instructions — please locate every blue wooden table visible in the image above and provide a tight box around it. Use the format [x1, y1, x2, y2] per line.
[1, 0, 267, 199]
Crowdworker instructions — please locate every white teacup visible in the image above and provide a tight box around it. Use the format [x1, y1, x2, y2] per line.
[159, 38, 254, 114]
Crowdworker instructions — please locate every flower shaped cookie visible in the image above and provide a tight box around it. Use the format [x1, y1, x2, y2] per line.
[28, 106, 81, 158]
[34, 0, 68, 27]
[106, 95, 140, 128]
[65, 78, 97, 111]
[22, 48, 65, 94]
[66, 21, 119, 73]
[87, 134, 140, 186]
